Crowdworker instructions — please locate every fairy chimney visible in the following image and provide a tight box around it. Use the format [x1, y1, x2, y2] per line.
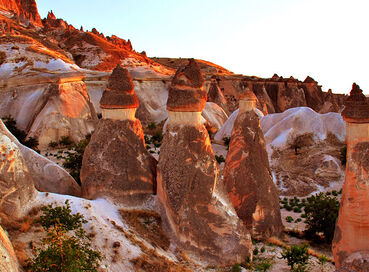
[157, 60, 252, 265]
[223, 90, 283, 239]
[332, 83, 369, 271]
[81, 65, 156, 205]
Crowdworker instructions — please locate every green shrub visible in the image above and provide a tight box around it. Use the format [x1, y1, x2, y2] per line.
[253, 247, 259, 256]
[27, 200, 101, 271]
[304, 193, 340, 243]
[147, 122, 157, 130]
[59, 136, 74, 147]
[231, 263, 242, 272]
[62, 135, 91, 185]
[286, 216, 294, 223]
[281, 244, 309, 271]
[318, 254, 329, 272]
[144, 135, 151, 144]
[215, 155, 225, 164]
[48, 141, 58, 148]
[223, 137, 231, 150]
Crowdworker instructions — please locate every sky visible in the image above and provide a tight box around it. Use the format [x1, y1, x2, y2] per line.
[36, 0, 369, 94]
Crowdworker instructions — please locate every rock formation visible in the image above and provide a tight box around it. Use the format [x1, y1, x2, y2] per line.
[0, 119, 81, 196]
[207, 77, 229, 114]
[333, 83, 369, 271]
[0, 225, 19, 272]
[81, 65, 156, 205]
[157, 59, 251, 265]
[223, 90, 283, 238]
[0, 130, 35, 219]
[0, 0, 42, 27]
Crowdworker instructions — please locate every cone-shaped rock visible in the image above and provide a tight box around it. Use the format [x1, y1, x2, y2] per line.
[333, 83, 369, 271]
[167, 59, 207, 112]
[81, 66, 156, 205]
[207, 78, 229, 114]
[158, 60, 251, 265]
[100, 65, 139, 109]
[223, 90, 283, 239]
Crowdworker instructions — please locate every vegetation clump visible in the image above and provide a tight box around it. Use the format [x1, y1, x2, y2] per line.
[27, 200, 102, 272]
[281, 244, 309, 272]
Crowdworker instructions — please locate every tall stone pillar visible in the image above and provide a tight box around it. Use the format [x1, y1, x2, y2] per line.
[157, 59, 252, 265]
[81, 65, 156, 205]
[333, 83, 369, 271]
[223, 90, 283, 238]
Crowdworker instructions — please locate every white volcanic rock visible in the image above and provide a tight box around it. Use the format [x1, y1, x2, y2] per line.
[0, 120, 81, 196]
[214, 108, 264, 143]
[261, 107, 345, 154]
[201, 102, 228, 133]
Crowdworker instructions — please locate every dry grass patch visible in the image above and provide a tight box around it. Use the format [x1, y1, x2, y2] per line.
[119, 209, 170, 250]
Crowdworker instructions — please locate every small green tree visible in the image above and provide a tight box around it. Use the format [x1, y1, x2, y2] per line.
[28, 200, 101, 272]
[281, 244, 309, 271]
[303, 193, 340, 243]
[62, 135, 91, 185]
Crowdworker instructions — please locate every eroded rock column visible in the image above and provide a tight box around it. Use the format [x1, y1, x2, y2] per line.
[333, 83, 369, 271]
[223, 90, 283, 239]
[157, 59, 251, 265]
[81, 65, 156, 205]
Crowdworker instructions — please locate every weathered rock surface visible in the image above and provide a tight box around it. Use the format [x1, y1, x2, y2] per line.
[201, 102, 228, 133]
[26, 81, 96, 149]
[0, 119, 81, 196]
[223, 110, 283, 238]
[207, 79, 229, 114]
[157, 124, 251, 264]
[0, 224, 19, 272]
[81, 119, 156, 204]
[0, 131, 35, 219]
[333, 83, 369, 270]
[0, 0, 42, 27]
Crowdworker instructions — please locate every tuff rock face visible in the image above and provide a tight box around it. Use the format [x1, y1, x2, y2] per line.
[157, 60, 251, 265]
[0, 131, 35, 219]
[333, 83, 369, 271]
[223, 92, 283, 238]
[0, 225, 19, 272]
[81, 65, 156, 205]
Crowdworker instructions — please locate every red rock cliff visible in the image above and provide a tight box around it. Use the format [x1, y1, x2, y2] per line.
[0, 0, 42, 26]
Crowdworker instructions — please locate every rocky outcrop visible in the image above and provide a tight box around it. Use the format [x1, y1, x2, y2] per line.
[26, 81, 96, 149]
[157, 60, 251, 265]
[0, 225, 19, 272]
[207, 78, 229, 114]
[333, 83, 369, 271]
[0, 120, 81, 196]
[0, 131, 35, 219]
[81, 65, 156, 205]
[0, 0, 42, 27]
[223, 91, 283, 238]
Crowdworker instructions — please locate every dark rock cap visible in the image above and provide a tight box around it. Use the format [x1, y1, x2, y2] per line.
[341, 83, 369, 122]
[167, 59, 207, 112]
[304, 76, 317, 84]
[100, 64, 139, 109]
[239, 90, 258, 101]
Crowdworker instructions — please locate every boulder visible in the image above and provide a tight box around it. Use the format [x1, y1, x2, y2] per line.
[0, 120, 81, 196]
[0, 225, 20, 272]
[0, 132, 36, 219]
[223, 92, 283, 238]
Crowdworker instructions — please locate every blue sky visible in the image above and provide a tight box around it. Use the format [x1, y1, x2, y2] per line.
[36, 0, 369, 94]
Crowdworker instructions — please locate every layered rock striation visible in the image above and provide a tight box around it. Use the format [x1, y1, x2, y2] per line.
[223, 90, 283, 238]
[333, 83, 369, 271]
[157, 59, 251, 265]
[81, 65, 156, 205]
